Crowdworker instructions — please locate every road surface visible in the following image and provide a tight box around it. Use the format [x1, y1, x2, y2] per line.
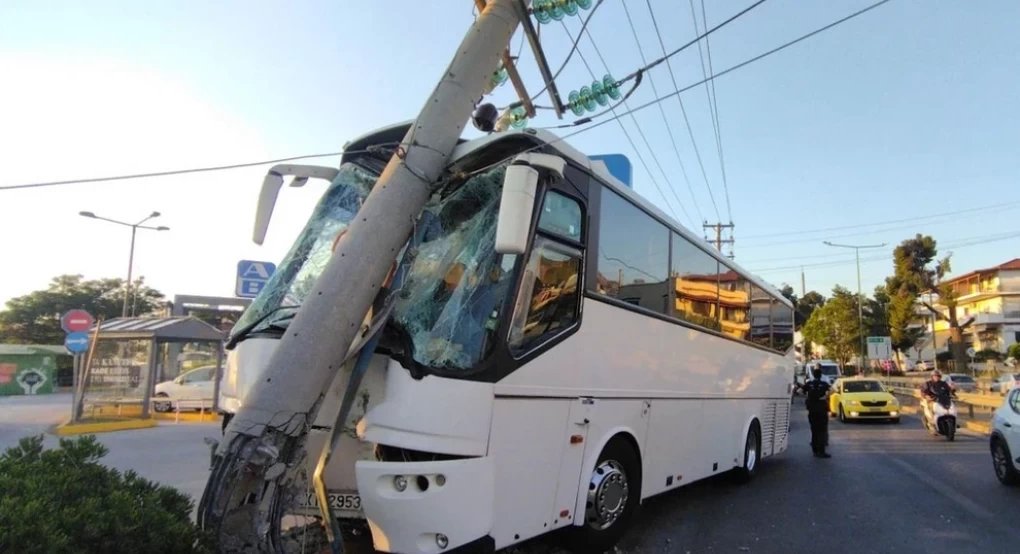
[2, 396, 1016, 552]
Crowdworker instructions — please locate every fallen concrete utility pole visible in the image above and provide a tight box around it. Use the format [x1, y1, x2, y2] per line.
[199, 1, 530, 552]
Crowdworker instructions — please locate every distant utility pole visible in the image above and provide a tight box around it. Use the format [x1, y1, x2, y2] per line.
[704, 221, 735, 259]
[201, 1, 531, 551]
[823, 241, 886, 370]
[801, 266, 806, 297]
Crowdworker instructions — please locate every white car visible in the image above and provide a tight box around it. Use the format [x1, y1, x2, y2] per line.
[153, 365, 217, 412]
[990, 373, 1020, 394]
[990, 384, 1020, 486]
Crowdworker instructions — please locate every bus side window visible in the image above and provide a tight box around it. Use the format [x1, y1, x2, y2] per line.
[508, 190, 584, 355]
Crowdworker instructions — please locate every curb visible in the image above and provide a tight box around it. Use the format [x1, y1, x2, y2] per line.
[55, 418, 158, 436]
[152, 412, 221, 423]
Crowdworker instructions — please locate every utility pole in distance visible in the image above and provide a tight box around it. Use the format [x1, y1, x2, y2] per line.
[200, 1, 530, 551]
[823, 241, 886, 372]
[704, 221, 735, 258]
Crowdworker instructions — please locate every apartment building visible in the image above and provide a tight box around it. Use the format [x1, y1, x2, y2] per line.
[916, 258, 1020, 356]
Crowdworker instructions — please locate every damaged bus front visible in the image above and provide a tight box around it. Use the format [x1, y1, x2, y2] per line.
[218, 122, 560, 545]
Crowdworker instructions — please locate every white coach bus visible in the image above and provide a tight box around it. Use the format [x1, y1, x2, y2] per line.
[218, 121, 795, 553]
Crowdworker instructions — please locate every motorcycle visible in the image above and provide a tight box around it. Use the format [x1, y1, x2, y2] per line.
[922, 393, 959, 441]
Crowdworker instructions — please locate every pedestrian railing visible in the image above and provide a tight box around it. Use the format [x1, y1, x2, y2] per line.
[151, 397, 214, 423]
[877, 377, 1005, 420]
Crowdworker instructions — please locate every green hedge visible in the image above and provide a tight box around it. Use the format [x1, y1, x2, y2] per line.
[0, 435, 212, 554]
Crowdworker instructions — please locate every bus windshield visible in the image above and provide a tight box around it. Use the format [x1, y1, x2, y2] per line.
[231, 162, 377, 341]
[392, 163, 517, 372]
[231, 160, 519, 373]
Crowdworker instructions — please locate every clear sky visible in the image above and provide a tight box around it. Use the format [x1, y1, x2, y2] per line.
[1, 0, 1017, 308]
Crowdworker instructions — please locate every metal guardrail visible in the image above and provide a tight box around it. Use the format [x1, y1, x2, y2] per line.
[877, 378, 1005, 420]
[151, 397, 214, 423]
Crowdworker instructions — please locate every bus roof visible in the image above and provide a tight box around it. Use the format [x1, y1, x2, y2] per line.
[340, 122, 792, 309]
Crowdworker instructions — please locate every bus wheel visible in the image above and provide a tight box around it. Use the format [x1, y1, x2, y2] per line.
[731, 421, 760, 484]
[564, 437, 641, 554]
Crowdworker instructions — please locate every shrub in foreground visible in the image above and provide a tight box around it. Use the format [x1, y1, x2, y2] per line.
[0, 434, 212, 554]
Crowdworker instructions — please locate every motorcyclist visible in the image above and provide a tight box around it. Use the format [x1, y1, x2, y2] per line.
[920, 369, 955, 434]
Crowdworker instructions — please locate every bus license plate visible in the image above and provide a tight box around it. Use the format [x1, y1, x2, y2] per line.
[298, 491, 362, 513]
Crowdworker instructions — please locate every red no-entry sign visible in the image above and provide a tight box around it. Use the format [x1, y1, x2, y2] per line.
[61, 309, 94, 333]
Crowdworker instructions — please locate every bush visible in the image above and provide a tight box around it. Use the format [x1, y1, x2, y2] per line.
[974, 348, 1001, 362]
[0, 435, 212, 554]
[1007, 343, 1020, 361]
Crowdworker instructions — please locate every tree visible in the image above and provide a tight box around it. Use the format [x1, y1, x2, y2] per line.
[864, 285, 891, 337]
[801, 286, 860, 368]
[0, 435, 212, 553]
[0, 275, 165, 345]
[885, 234, 973, 370]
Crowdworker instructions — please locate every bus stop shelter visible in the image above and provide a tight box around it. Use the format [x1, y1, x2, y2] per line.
[73, 316, 226, 422]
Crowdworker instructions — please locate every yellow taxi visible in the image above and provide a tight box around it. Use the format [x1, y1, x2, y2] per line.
[828, 378, 901, 423]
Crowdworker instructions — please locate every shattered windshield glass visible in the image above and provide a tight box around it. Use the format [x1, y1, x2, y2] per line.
[391, 164, 518, 372]
[231, 163, 376, 339]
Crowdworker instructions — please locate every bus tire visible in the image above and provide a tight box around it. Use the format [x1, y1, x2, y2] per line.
[563, 436, 641, 554]
[730, 421, 760, 484]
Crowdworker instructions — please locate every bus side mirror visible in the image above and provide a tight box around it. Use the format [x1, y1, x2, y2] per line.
[495, 153, 566, 255]
[253, 164, 340, 245]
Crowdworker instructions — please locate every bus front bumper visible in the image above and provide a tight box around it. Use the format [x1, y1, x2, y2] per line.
[356, 456, 495, 553]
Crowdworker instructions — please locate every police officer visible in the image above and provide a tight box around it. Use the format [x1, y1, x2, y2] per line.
[797, 362, 832, 458]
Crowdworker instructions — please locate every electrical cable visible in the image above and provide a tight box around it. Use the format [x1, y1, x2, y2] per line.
[748, 231, 1020, 274]
[693, 0, 731, 221]
[0, 146, 398, 191]
[561, 22, 688, 225]
[630, 0, 707, 225]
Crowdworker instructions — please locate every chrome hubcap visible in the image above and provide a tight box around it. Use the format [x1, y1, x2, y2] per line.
[746, 430, 758, 471]
[585, 460, 629, 530]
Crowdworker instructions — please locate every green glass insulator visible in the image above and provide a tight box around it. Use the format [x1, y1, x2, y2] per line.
[591, 80, 609, 106]
[561, 0, 579, 17]
[577, 0, 593, 9]
[548, 0, 566, 21]
[510, 106, 528, 129]
[579, 86, 597, 112]
[603, 74, 621, 100]
[491, 63, 508, 87]
[568, 90, 586, 116]
[534, 0, 552, 24]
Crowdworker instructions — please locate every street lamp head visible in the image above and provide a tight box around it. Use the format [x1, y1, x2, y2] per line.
[150, 211, 161, 218]
[156, 226, 170, 231]
[79, 211, 96, 218]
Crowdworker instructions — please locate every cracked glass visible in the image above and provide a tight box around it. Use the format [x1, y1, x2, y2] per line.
[391, 164, 518, 371]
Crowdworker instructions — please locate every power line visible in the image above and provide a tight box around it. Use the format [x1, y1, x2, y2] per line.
[559, 21, 687, 225]
[740, 202, 1018, 249]
[742, 199, 1020, 240]
[641, 0, 718, 223]
[625, 0, 705, 224]
[0, 150, 358, 191]
[748, 231, 1020, 274]
[696, 0, 731, 221]
[526, 0, 608, 104]
[534, 0, 895, 146]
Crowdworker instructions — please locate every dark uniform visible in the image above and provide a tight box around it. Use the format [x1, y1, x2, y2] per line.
[798, 373, 832, 458]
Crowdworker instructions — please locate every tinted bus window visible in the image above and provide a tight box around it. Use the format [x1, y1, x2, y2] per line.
[671, 234, 720, 331]
[719, 266, 751, 341]
[749, 285, 772, 348]
[597, 188, 670, 314]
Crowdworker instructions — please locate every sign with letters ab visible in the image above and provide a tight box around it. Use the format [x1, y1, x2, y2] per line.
[236, 260, 277, 298]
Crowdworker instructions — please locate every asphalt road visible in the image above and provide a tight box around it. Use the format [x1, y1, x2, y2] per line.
[3, 395, 1017, 553]
[591, 404, 1019, 554]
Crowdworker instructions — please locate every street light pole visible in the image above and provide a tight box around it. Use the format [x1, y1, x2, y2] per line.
[824, 241, 886, 372]
[79, 210, 169, 317]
